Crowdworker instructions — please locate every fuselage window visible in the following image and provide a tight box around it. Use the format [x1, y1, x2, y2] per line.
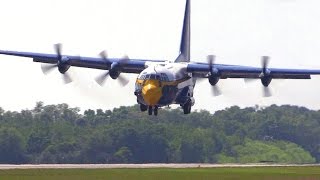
[160, 73, 169, 81]
[140, 75, 146, 80]
[139, 74, 164, 80]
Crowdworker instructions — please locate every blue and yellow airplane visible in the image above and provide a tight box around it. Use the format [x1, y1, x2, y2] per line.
[1, 0, 320, 116]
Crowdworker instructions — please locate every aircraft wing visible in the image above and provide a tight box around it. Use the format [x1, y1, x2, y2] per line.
[0, 49, 166, 74]
[187, 62, 320, 80]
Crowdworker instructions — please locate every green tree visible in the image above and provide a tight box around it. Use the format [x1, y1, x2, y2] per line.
[0, 128, 26, 163]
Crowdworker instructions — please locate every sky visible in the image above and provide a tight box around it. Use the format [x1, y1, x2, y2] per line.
[0, 0, 320, 112]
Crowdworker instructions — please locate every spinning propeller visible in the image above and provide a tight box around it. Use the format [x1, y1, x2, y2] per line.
[94, 50, 129, 87]
[244, 56, 272, 97]
[260, 56, 272, 97]
[207, 55, 222, 96]
[41, 44, 73, 84]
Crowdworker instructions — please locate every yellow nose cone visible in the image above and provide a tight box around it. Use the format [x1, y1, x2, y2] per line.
[142, 80, 162, 106]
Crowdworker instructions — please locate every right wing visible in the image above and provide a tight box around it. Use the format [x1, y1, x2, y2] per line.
[0, 49, 166, 74]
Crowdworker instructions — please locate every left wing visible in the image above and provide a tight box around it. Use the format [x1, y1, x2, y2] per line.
[187, 56, 320, 80]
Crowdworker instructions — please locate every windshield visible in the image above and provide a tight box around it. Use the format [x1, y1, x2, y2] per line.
[139, 73, 169, 81]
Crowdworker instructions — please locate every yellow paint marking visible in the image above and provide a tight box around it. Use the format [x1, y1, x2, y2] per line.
[141, 80, 162, 106]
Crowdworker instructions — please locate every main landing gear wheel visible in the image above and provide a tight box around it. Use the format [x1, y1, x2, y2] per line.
[154, 106, 158, 116]
[148, 106, 153, 116]
[183, 100, 192, 114]
[148, 106, 159, 116]
[140, 104, 148, 112]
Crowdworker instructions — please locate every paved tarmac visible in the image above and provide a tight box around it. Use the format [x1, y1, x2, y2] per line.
[0, 164, 319, 169]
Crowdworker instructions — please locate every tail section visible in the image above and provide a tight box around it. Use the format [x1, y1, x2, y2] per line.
[175, 0, 191, 63]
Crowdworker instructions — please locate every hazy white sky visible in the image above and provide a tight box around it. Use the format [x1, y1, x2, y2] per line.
[0, 0, 320, 112]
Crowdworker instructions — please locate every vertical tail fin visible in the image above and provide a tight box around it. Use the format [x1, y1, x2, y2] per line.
[175, 0, 191, 63]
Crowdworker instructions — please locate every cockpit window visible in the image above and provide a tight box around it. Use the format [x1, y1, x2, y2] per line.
[160, 73, 169, 81]
[139, 73, 168, 81]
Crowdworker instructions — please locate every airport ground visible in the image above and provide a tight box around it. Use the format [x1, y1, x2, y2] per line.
[0, 164, 320, 180]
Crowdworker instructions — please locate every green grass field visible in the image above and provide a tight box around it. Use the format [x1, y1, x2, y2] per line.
[0, 167, 320, 180]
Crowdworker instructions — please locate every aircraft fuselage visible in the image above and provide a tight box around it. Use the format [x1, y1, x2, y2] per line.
[134, 63, 195, 110]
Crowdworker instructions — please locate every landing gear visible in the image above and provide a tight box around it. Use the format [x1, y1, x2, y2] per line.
[183, 100, 192, 114]
[148, 106, 153, 115]
[140, 104, 148, 112]
[148, 106, 159, 116]
[154, 106, 158, 116]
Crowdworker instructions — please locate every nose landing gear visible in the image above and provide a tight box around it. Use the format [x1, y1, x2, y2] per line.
[154, 106, 158, 116]
[148, 106, 153, 115]
[148, 106, 158, 116]
[139, 104, 159, 116]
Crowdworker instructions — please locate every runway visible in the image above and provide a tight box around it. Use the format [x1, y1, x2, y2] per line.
[0, 164, 319, 169]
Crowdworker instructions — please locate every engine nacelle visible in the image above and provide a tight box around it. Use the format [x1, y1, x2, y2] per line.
[110, 70, 121, 79]
[108, 62, 121, 79]
[261, 76, 272, 87]
[58, 65, 70, 74]
[57, 56, 71, 74]
[209, 76, 220, 86]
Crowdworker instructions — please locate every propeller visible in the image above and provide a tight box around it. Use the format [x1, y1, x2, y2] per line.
[117, 74, 130, 87]
[261, 56, 272, 97]
[212, 86, 222, 96]
[55, 43, 62, 59]
[94, 51, 110, 86]
[263, 86, 272, 97]
[41, 43, 73, 84]
[95, 51, 129, 87]
[244, 80, 273, 97]
[41, 64, 57, 75]
[261, 56, 269, 75]
[244, 56, 272, 97]
[41, 43, 62, 75]
[207, 55, 222, 96]
[208, 55, 215, 70]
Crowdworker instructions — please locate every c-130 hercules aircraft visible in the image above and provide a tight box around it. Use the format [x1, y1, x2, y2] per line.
[1, 0, 320, 116]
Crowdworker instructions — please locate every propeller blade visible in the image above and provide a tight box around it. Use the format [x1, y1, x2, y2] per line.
[262, 56, 269, 74]
[207, 55, 215, 70]
[99, 50, 108, 61]
[41, 64, 58, 75]
[62, 72, 73, 84]
[119, 55, 130, 64]
[117, 74, 129, 87]
[95, 71, 110, 86]
[207, 55, 215, 64]
[54, 43, 62, 59]
[212, 85, 222, 96]
[263, 86, 272, 97]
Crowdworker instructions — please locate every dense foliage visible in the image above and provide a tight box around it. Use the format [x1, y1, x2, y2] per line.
[0, 102, 319, 164]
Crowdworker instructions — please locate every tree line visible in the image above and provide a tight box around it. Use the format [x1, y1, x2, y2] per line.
[0, 102, 319, 164]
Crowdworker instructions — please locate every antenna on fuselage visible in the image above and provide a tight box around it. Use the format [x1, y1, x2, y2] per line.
[175, 0, 190, 63]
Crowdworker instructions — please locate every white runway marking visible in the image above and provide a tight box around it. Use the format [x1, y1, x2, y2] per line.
[0, 164, 319, 169]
